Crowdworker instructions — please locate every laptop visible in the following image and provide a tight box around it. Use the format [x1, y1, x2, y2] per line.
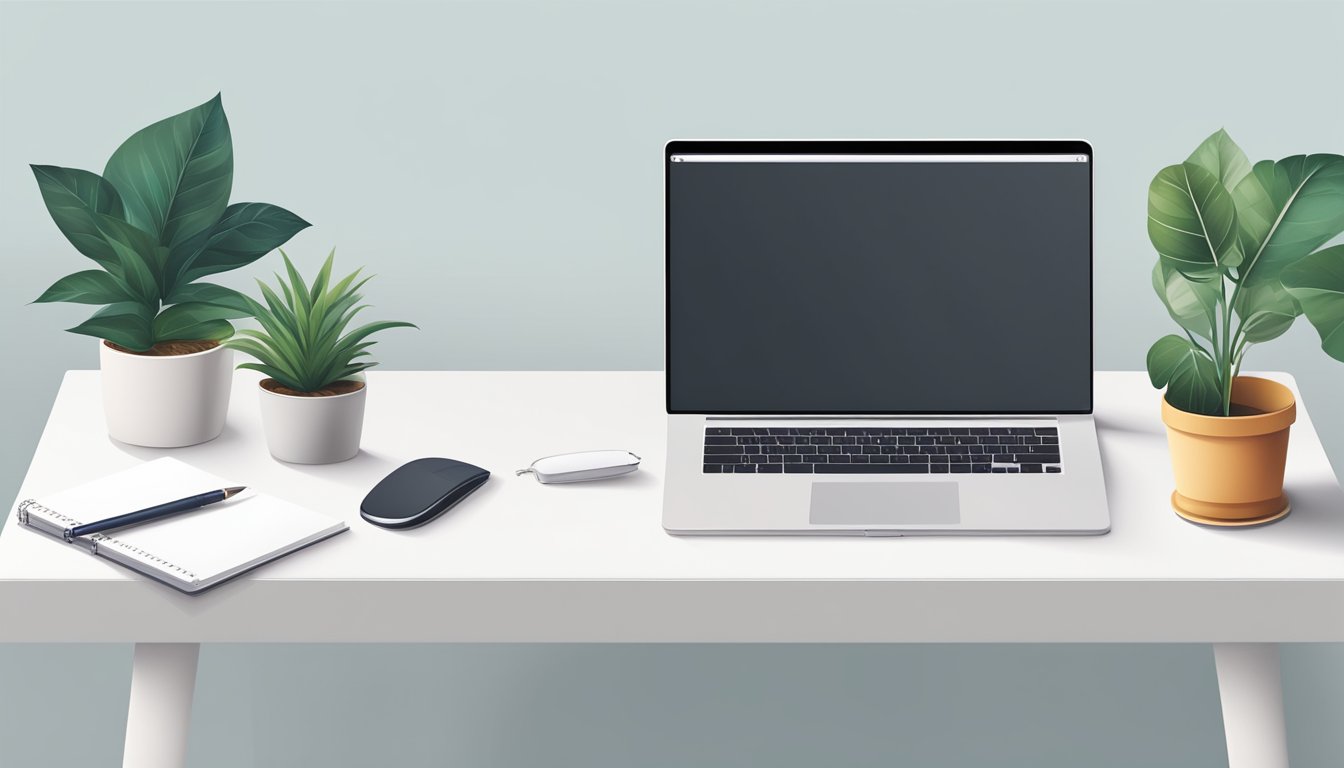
[662, 140, 1110, 535]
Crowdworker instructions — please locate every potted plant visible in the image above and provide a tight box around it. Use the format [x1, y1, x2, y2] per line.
[225, 250, 416, 464]
[1146, 129, 1344, 526]
[31, 94, 308, 447]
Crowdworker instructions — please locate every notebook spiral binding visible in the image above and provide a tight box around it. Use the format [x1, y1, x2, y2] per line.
[17, 499, 51, 527]
[16, 498, 199, 583]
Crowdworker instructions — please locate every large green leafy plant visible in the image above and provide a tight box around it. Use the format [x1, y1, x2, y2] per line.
[225, 250, 416, 393]
[1147, 130, 1344, 416]
[31, 94, 309, 352]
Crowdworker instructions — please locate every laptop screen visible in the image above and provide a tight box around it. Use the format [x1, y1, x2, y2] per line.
[666, 141, 1093, 415]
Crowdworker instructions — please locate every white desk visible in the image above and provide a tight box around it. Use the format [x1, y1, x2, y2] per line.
[3, 371, 1343, 767]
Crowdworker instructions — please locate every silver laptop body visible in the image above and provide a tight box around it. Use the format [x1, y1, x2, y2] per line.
[662, 140, 1110, 535]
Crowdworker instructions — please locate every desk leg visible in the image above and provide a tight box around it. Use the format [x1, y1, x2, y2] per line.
[123, 643, 200, 768]
[1214, 643, 1289, 768]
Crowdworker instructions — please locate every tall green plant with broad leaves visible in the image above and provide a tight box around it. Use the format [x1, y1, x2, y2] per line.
[224, 250, 416, 393]
[31, 94, 309, 352]
[1147, 129, 1344, 415]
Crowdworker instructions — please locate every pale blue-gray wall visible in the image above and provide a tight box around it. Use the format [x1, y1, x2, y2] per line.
[2, 1, 1343, 766]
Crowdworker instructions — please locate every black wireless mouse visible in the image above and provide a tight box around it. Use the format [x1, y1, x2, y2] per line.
[361, 458, 490, 530]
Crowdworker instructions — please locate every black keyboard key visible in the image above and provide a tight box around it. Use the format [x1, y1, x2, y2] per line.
[1020, 464, 1043, 473]
[1007, 467, 1020, 473]
[841, 444, 863, 454]
[931, 464, 949, 473]
[930, 454, 950, 463]
[706, 427, 731, 436]
[870, 454, 890, 463]
[811, 436, 832, 445]
[827, 454, 851, 463]
[1027, 454, 1061, 464]
[972, 464, 990, 473]
[851, 455, 870, 463]
[991, 467, 1007, 473]
[757, 463, 782, 473]
[1034, 427, 1058, 436]
[994, 454, 1016, 463]
[730, 428, 755, 435]
[816, 463, 929, 474]
[1042, 436, 1059, 445]
[1046, 466, 1062, 473]
[1010, 428, 1035, 435]
[705, 446, 744, 455]
[704, 456, 744, 464]
[797, 445, 818, 455]
[908, 454, 930, 463]
[784, 463, 813, 473]
[703, 464, 721, 473]
[782, 454, 803, 463]
[951, 464, 972, 473]
[768, 428, 791, 435]
[733, 463, 757, 473]
[818, 445, 840, 455]
[705, 436, 736, 445]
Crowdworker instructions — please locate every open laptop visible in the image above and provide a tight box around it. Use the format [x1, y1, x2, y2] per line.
[662, 140, 1110, 535]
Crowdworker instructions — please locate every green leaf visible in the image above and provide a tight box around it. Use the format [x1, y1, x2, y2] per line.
[1233, 280, 1298, 344]
[30, 165, 125, 271]
[152, 303, 243, 340]
[34, 270, 134, 305]
[103, 94, 233, 251]
[1186, 129, 1253, 193]
[1147, 334, 1223, 416]
[164, 282, 252, 317]
[1148, 162, 1243, 280]
[92, 215, 165, 303]
[169, 203, 310, 291]
[1152, 261, 1220, 341]
[1234, 154, 1344, 286]
[1281, 244, 1344, 362]
[237, 362, 304, 391]
[67, 302, 155, 351]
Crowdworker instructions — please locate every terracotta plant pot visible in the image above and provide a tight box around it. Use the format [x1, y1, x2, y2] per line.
[100, 340, 233, 448]
[1161, 376, 1296, 526]
[257, 378, 367, 464]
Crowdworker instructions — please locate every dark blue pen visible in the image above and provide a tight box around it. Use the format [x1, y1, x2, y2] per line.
[63, 487, 247, 542]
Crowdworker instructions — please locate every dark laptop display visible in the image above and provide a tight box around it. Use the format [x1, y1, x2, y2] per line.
[666, 141, 1093, 415]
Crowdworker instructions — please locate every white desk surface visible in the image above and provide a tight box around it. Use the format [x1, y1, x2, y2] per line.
[2, 370, 1342, 643]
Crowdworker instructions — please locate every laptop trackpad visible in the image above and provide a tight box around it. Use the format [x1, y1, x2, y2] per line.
[809, 482, 960, 526]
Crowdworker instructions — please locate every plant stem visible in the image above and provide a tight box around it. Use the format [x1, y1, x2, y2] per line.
[1222, 278, 1247, 417]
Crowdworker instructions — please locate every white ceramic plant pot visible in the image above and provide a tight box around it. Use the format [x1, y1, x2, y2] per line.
[258, 380, 367, 464]
[99, 341, 233, 448]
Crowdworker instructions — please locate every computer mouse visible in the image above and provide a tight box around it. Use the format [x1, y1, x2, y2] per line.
[361, 458, 490, 530]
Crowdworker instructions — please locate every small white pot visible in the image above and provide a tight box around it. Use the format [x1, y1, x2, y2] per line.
[99, 341, 233, 447]
[258, 379, 367, 464]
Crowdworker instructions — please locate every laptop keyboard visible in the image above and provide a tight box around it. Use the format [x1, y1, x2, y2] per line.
[702, 426, 1062, 474]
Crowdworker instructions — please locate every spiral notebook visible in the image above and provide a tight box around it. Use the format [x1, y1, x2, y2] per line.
[14, 457, 348, 594]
